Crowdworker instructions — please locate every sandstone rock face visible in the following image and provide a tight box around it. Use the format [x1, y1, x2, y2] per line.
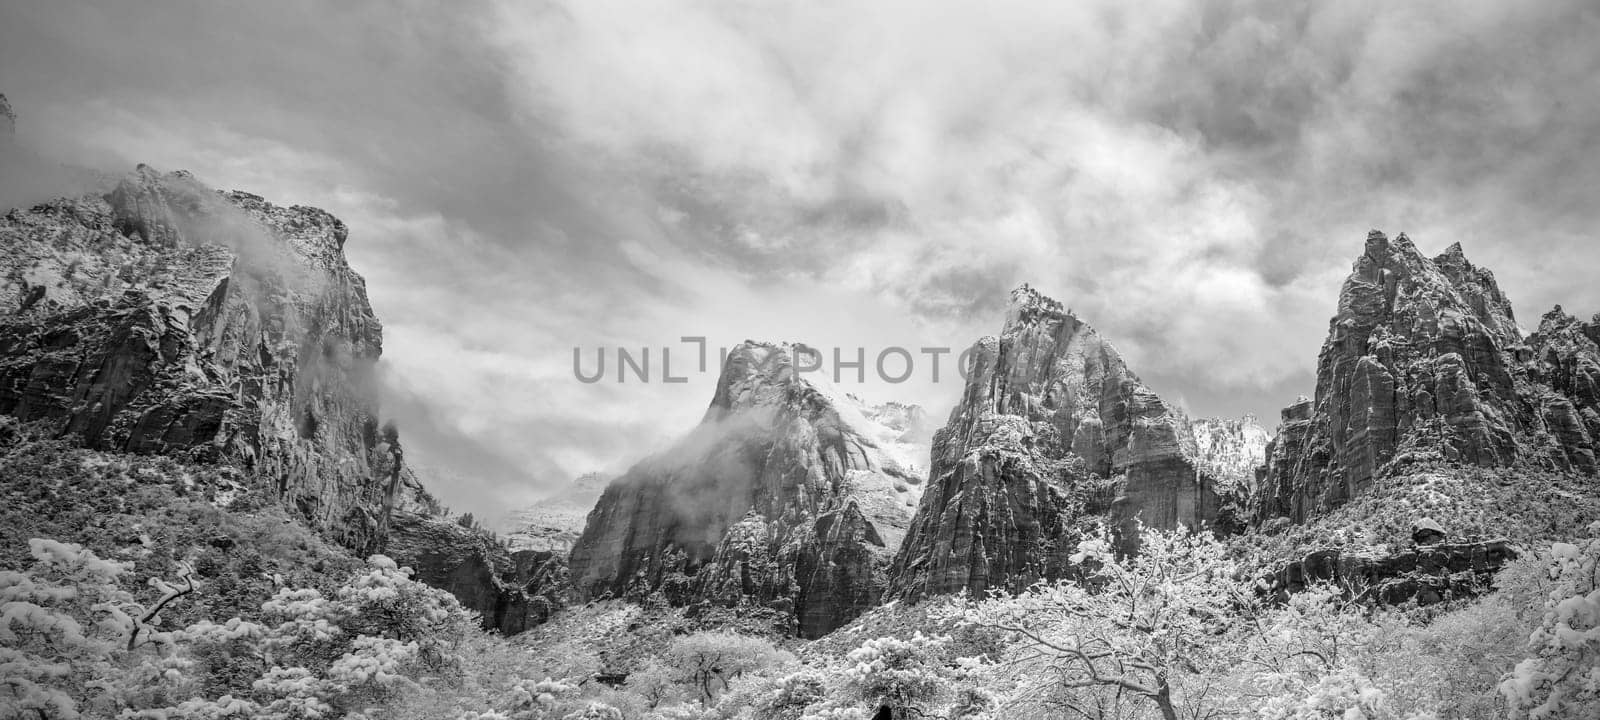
[887, 286, 1266, 600]
[1256, 231, 1600, 523]
[0, 166, 434, 551]
[1190, 415, 1271, 497]
[1266, 539, 1517, 606]
[1523, 307, 1600, 474]
[385, 511, 567, 635]
[566, 342, 924, 638]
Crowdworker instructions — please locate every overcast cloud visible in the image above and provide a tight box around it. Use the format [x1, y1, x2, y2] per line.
[2, 0, 1597, 522]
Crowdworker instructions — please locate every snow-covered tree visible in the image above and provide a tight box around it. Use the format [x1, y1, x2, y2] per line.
[1501, 522, 1600, 718]
[0, 538, 195, 719]
[0, 544, 478, 720]
[745, 668, 826, 720]
[626, 659, 686, 709]
[748, 631, 992, 720]
[666, 631, 794, 704]
[950, 523, 1246, 720]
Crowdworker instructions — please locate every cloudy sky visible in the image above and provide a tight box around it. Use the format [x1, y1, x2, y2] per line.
[2, 0, 1597, 521]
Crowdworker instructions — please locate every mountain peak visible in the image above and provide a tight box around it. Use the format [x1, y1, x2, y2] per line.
[1258, 229, 1598, 524]
[704, 340, 813, 418]
[1006, 284, 1072, 328]
[888, 285, 1264, 599]
[571, 336, 927, 637]
[1359, 228, 1432, 269]
[1363, 229, 1389, 259]
[1538, 304, 1577, 331]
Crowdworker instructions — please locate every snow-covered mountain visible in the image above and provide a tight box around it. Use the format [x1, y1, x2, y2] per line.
[566, 341, 930, 637]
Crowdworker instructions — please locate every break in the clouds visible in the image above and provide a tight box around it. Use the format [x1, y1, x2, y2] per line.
[2, 0, 1597, 521]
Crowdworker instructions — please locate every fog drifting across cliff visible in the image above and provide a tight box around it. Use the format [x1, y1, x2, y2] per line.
[5, 1, 1600, 520]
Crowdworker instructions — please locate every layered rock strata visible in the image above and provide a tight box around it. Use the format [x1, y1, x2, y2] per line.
[1256, 231, 1600, 524]
[1266, 539, 1518, 606]
[887, 286, 1267, 600]
[0, 165, 434, 552]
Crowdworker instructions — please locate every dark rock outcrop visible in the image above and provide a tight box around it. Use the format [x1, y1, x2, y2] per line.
[0, 166, 435, 552]
[385, 511, 567, 634]
[887, 286, 1267, 600]
[1412, 517, 1446, 545]
[1266, 538, 1518, 606]
[0, 94, 13, 139]
[566, 342, 925, 638]
[1256, 232, 1600, 524]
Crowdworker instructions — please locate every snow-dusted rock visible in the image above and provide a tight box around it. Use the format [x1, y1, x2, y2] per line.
[0, 164, 435, 552]
[1189, 415, 1271, 496]
[566, 342, 925, 637]
[384, 510, 566, 635]
[1265, 539, 1516, 606]
[887, 285, 1267, 600]
[1256, 231, 1600, 524]
[502, 472, 610, 554]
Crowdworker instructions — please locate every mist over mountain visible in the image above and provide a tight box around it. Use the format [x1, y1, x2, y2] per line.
[4, 2, 1600, 717]
[6, 2, 1600, 524]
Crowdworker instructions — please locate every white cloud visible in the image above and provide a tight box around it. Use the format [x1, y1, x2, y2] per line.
[4, 0, 1599, 518]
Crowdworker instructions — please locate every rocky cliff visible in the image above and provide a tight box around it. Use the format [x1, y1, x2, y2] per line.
[503, 472, 610, 554]
[0, 163, 434, 552]
[1191, 415, 1271, 496]
[1256, 231, 1600, 524]
[1524, 306, 1600, 471]
[384, 511, 568, 635]
[887, 286, 1267, 600]
[1266, 538, 1517, 607]
[566, 342, 925, 638]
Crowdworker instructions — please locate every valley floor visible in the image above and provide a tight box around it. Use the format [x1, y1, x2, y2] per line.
[4, 426, 1596, 720]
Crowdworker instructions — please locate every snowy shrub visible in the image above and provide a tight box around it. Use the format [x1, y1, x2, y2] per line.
[666, 631, 794, 703]
[1255, 665, 1396, 720]
[625, 659, 686, 709]
[0, 547, 484, 720]
[819, 632, 993, 720]
[560, 701, 623, 720]
[841, 634, 947, 711]
[0, 538, 196, 718]
[641, 704, 712, 720]
[749, 669, 827, 720]
[488, 677, 581, 719]
[252, 665, 336, 719]
[1500, 523, 1600, 718]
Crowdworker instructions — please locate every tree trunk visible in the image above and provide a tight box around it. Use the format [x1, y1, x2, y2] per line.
[1154, 679, 1179, 720]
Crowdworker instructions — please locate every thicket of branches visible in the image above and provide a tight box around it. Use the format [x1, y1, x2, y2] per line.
[5, 519, 1597, 720]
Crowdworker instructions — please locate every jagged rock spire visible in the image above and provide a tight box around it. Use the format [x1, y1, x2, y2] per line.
[1256, 231, 1600, 524]
[567, 341, 927, 638]
[887, 285, 1265, 600]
